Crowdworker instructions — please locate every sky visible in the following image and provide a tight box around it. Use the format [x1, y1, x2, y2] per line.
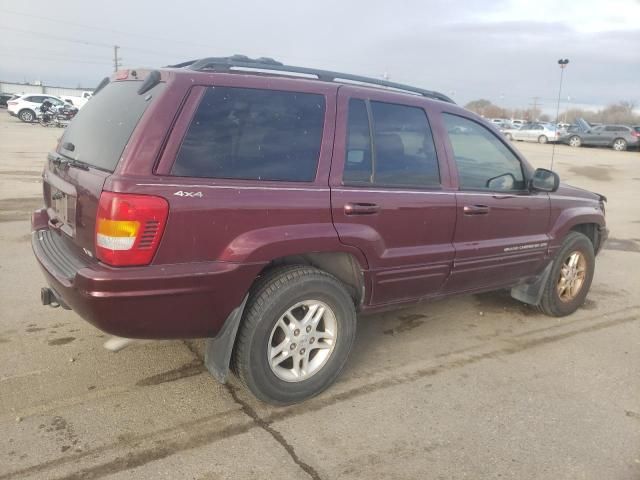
[1, 0, 638, 114]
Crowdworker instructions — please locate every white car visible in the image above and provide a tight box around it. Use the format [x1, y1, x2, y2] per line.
[7, 94, 71, 123]
[60, 91, 92, 108]
[503, 122, 560, 144]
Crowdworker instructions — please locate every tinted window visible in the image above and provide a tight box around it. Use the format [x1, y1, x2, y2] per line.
[343, 99, 372, 184]
[59, 80, 165, 172]
[343, 100, 439, 187]
[172, 87, 325, 182]
[443, 113, 525, 191]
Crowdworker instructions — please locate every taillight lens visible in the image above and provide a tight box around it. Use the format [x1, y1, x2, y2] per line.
[8, 101, 17, 105]
[96, 192, 168, 266]
[631, 130, 640, 137]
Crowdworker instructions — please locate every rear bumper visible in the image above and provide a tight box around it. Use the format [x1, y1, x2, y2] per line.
[31, 209, 261, 339]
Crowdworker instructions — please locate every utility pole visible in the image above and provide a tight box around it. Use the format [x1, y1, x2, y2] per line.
[113, 45, 120, 72]
[528, 96, 542, 120]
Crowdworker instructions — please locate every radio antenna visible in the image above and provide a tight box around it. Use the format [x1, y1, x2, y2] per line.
[550, 58, 569, 171]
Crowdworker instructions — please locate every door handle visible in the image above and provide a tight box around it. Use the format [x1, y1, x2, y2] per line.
[344, 202, 380, 215]
[463, 204, 490, 215]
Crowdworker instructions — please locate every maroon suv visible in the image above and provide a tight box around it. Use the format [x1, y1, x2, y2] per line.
[32, 56, 607, 404]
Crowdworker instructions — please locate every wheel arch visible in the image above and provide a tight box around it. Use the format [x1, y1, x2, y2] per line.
[203, 251, 368, 384]
[256, 252, 367, 306]
[549, 210, 606, 259]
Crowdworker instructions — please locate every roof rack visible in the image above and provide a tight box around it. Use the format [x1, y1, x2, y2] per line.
[166, 55, 454, 104]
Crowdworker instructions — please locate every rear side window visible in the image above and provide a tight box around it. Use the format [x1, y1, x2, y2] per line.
[172, 87, 325, 182]
[59, 80, 165, 172]
[343, 99, 439, 188]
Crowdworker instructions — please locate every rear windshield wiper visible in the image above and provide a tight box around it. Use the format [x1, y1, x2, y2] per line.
[52, 154, 90, 171]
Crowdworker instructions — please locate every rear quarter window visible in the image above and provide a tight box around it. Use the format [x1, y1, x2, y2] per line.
[171, 87, 325, 182]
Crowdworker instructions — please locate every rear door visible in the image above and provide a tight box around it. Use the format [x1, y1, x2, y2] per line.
[330, 87, 457, 305]
[437, 111, 550, 293]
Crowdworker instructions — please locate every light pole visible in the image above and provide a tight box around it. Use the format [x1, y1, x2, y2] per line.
[551, 58, 569, 170]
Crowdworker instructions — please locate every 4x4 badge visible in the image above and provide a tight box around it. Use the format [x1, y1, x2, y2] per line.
[173, 191, 203, 198]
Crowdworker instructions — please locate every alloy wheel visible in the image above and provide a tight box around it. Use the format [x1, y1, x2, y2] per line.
[556, 251, 587, 302]
[613, 139, 626, 151]
[267, 300, 337, 382]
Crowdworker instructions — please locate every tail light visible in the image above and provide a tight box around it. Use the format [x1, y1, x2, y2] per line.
[7, 101, 17, 105]
[96, 192, 169, 266]
[631, 130, 640, 138]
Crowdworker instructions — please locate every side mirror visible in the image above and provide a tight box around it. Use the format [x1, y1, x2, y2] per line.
[530, 168, 559, 192]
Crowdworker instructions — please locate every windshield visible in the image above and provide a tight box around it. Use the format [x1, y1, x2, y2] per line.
[58, 80, 165, 172]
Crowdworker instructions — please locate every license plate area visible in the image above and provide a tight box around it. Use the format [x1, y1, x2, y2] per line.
[49, 187, 76, 236]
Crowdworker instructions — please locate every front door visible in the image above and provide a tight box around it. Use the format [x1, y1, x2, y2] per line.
[330, 87, 457, 305]
[438, 112, 551, 293]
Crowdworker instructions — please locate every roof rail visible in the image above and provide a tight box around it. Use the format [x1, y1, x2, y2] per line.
[168, 55, 454, 103]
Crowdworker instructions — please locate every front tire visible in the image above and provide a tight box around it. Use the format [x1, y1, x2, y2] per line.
[538, 135, 548, 144]
[233, 266, 356, 405]
[568, 135, 582, 147]
[538, 232, 595, 317]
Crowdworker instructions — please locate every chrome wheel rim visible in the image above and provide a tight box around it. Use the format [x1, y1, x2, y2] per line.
[569, 136, 580, 147]
[267, 300, 337, 382]
[539, 135, 548, 144]
[22, 111, 33, 122]
[557, 251, 587, 302]
[613, 140, 625, 151]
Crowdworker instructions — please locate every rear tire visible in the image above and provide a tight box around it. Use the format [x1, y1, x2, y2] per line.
[233, 265, 356, 405]
[538, 232, 595, 317]
[538, 135, 548, 144]
[612, 138, 627, 151]
[18, 109, 35, 123]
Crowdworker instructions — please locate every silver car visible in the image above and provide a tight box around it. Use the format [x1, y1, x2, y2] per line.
[503, 122, 560, 144]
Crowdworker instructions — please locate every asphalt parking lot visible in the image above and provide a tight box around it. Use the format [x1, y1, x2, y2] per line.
[0, 113, 638, 480]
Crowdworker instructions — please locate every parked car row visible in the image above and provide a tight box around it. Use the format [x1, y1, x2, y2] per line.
[6, 94, 78, 123]
[558, 119, 639, 151]
[498, 118, 639, 151]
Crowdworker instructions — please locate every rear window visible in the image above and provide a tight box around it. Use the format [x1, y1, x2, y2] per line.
[59, 80, 165, 172]
[171, 87, 325, 182]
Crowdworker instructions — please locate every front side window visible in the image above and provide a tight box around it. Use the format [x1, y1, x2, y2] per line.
[172, 87, 325, 182]
[343, 99, 439, 187]
[443, 113, 525, 191]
